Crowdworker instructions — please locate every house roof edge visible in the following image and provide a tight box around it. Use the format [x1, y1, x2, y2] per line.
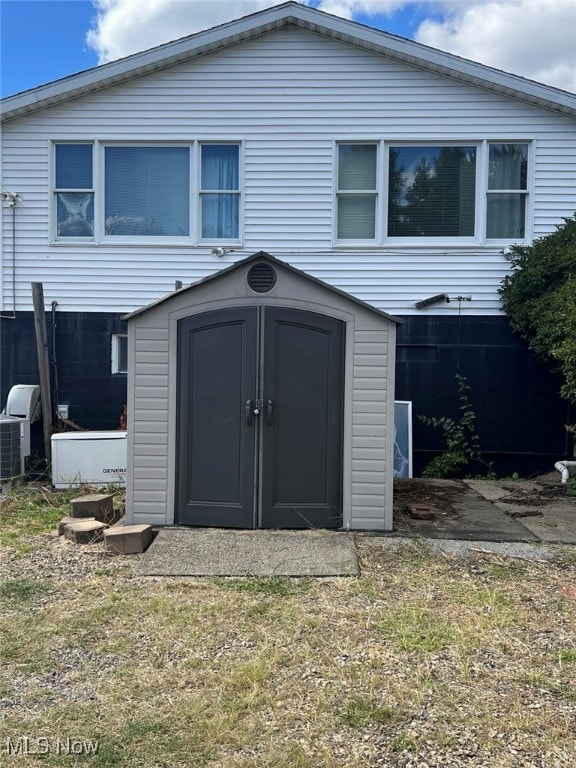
[2, 1, 575, 122]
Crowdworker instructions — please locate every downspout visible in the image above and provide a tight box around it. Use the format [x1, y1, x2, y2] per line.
[0, 190, 20, 319]
[51, 301, 59, 420]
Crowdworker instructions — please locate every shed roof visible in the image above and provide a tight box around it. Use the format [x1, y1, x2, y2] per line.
[2, 1, 575, 122]
[123, 251, 402, 324]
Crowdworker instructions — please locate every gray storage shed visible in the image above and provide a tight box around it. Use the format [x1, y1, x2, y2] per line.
[124, 252, 399, 531]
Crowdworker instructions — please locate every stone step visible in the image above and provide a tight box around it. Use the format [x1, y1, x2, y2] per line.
[69, 493, 117, 524]
[104, 524, 155, 555]
[64, 519, 108, 545]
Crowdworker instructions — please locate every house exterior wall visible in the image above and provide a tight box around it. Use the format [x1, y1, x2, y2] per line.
[126, 259, 396, 530]
[1, 21, 574, 475]
[2, 26, 575, 316]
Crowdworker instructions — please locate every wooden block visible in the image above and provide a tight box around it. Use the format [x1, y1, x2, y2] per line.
[70, 494, 116, 523]
[64, 520, 108, 545]
[58, 515, 95, 535]
[104, 524, 155, 555]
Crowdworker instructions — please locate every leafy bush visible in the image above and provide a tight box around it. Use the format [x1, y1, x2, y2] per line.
[499, 214, 576, 402]
[418, 374, 481, 478]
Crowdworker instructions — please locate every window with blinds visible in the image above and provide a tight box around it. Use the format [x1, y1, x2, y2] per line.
[336, 141, 530, 243]
[53, 141, 241, 243]
[337, 144, 377, 240]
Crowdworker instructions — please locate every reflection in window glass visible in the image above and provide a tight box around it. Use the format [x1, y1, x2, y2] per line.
[105, 146, 190, 236]
[388, 146, 476, 237]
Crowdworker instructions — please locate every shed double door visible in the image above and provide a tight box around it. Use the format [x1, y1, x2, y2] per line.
[176, 307, 344, 529]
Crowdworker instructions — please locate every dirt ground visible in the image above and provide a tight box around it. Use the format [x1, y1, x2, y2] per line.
[393, 473, 576, 529]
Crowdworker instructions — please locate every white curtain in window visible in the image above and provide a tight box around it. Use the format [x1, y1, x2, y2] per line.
[487, 144, 527, 238]
[488, 144, 527, 190]
[201, 145, 239, 239]
[487, 194, 526, 238]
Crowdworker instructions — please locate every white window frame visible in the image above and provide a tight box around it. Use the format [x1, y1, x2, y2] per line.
[52, 142, 95, 242]
[334, 139, 532, 247]
[197, 141, 243, 246]
[334, 141, 381, 246]
[101, 142, 193, 245]
[51, 140, 243, 246]
[485, 141, 531, 243]
[111, 333, 128, 374]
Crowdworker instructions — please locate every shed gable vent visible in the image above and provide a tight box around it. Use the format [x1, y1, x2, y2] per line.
[247, 263, 277, 293]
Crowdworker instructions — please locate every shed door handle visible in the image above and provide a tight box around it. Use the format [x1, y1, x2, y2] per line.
[245, 400, 254, 425]
[265, 399, 273, 425]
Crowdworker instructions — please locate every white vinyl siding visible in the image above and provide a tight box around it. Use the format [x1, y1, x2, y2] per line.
[2, 27, 575, 315]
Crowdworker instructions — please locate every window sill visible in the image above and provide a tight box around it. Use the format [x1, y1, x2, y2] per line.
[50, 239, 243, 248]
[333, 239, 528, 250]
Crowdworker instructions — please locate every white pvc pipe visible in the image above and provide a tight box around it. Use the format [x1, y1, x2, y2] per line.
[555, 460, 576, 483]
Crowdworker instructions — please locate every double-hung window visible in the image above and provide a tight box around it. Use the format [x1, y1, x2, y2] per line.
[337, 144, 378, 240]
[54, 144, 94, 239]
[53, 141, 241, 243]
[486, 143, 528, 239]
[200, 144, 240, 240]
[336, 141, 530, 244]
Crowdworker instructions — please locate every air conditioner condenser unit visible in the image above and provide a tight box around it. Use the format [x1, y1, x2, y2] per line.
[0, 416, 25, 481]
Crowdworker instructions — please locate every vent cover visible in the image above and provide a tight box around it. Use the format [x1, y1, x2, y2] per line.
[247, 263, 277, 293]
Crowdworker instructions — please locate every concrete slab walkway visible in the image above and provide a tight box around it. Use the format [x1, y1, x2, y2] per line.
[393, 480, 539, 542]
[135, 478, 575, 577]
[136, 527, 359, 577]
[466, 478, 576, 544]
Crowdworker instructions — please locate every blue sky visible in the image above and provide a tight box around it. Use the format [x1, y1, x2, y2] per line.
[0, 0, 425, 97]
[1, 0, 574, 99]
[1, 1, 95, 96]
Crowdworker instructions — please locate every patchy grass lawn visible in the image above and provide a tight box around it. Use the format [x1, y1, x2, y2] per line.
[1, 487, 575, 767]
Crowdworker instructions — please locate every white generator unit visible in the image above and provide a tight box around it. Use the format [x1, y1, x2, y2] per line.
[0, 384, 41, 480]
[51, 431, 127, 488]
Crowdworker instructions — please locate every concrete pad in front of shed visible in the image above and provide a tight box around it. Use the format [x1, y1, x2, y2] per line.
[513, 505, 576, 543]
[136, 528, 359, 577]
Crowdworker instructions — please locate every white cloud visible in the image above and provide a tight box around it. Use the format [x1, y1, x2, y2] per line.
[87, 0, 280, 63]
[316, 0, 406, 19]
[87, 0, 410, 63]
[415, 0, 576, 92]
